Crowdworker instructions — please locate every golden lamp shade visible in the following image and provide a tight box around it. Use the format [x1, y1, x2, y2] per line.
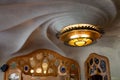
[58, 24, 104, 47]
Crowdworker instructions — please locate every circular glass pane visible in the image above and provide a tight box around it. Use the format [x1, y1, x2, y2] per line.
[9, 73, 19, 80]
[36, 67, 42, 73]
[60, 66, 66, 73]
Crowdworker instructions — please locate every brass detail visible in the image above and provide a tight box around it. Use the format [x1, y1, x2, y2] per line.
[59, 24, 104, 47]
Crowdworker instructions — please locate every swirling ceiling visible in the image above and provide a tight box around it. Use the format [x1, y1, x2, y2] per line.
[0, 0, 120, 80]
[0, 0, 116, 54]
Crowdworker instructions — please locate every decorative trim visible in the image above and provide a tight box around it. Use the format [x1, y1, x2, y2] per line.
[85, 53, 111, 80]
[5, 49, 80, 80]
[60, 24, 104, 34]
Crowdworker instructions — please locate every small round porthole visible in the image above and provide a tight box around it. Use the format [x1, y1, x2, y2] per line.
[9, 73, 20, 80]
[60, 66, 66, 73]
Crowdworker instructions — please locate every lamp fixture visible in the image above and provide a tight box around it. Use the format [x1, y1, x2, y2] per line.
[58, 24, 104, 47]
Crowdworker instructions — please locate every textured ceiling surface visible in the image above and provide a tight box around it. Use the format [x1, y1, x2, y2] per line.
[0, 0, 120, 80]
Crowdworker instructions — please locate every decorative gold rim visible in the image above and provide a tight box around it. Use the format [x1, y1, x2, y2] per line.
[58, 24, 104, 47]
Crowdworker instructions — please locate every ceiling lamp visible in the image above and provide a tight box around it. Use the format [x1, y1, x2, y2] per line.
[58, 24, 104, 47]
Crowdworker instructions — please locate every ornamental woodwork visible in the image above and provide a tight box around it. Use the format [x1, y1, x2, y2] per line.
[85, 53, 110, 80]
[5, 49, 80, 80]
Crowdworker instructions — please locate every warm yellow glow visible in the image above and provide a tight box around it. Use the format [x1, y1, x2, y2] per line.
[42, 63, 48, 70]
[80, 34, 90, 37]
[30, 69, 34, 73]
[68, 38, 92, 46]
[75, 40, 86, 46]
[44, 70, 47, 74]
[59, 24, 103, 47]
[36, 68, 42, 73]
[83, 38, 93, 45]
[70, 33, 90, 39]
[70, 34, 79, 39]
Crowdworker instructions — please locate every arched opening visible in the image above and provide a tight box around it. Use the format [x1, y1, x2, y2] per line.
[5, 49, 80, 80]
[85, 53, 110, 80]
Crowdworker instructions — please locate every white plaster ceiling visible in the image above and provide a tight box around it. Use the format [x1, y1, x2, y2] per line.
[0, 0, 120, 80]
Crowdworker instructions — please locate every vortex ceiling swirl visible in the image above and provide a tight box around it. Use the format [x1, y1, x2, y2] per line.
[0, 0, 120, 79]
[0, 0, 116, 54]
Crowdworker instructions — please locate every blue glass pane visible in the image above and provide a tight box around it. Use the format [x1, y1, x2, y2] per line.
[60, 66, 66, 73]
[100, 60, 106, 72]
[94, 58, 99, 64]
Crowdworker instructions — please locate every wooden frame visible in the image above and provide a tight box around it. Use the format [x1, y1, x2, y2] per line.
[5, 49, 80, 80]
[85, 53, 111, 80]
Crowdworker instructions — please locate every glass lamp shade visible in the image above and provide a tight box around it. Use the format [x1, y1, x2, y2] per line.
[68, 38, 93, 46]
[59, 24, 103, 47]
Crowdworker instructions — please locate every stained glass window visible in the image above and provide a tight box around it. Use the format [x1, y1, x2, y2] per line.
[85, 53, 110, 80]
[5, 49, 80, 80]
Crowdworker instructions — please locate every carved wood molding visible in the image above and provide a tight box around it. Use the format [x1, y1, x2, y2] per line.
[85, 53, 110, 80]
[5, 49, 80, 80]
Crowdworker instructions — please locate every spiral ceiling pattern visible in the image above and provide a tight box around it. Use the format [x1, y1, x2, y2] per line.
[0, 0, 116, 55]
[1, 0, 120, 80]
